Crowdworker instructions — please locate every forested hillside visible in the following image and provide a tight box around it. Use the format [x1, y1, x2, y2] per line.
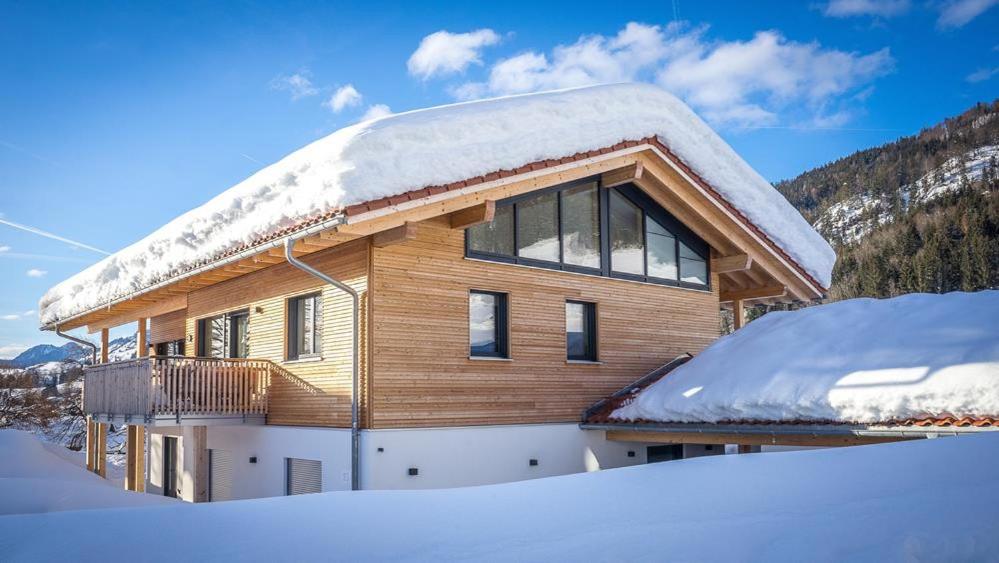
[775, 100, 999, 301]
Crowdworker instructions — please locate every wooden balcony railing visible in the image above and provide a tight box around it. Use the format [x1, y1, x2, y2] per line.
[83, 356, 272, 423]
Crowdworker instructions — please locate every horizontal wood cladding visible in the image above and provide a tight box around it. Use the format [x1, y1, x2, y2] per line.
[370, 216, 720, 429]
[184, 239, 369, 428]
[149, 309, 186, 345]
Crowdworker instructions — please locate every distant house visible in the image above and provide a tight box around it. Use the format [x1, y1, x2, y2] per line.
[40, 83, 834, 501]
[584, 291, 999, 457]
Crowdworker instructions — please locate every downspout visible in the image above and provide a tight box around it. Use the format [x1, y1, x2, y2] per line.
[55, 324, 98, 365]
[284, 236, 361, 491]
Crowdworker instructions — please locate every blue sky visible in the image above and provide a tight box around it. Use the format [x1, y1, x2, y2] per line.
[1, 0, 996, 357]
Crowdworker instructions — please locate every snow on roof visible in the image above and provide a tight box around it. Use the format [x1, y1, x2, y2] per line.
[4, 431, 999, 560]
[611, 291, 999, 425]
[39, 83, 834, 326]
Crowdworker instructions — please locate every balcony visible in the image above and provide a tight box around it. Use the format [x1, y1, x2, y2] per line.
[83, 356, 273, 426]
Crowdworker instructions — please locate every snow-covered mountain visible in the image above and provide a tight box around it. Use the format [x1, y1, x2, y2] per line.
[813, 144, 999, 243]
[8, 342, 89, 368]
[6, 334, 136, 371]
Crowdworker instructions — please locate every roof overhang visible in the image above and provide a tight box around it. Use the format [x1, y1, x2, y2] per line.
[581, 422, 997, 448]
[44, 140, 826, 333]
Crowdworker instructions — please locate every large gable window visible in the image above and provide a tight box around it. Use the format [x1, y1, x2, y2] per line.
[465, 178, 710, 290]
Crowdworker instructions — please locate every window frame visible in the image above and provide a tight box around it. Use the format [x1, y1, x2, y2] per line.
[468, 290, 510, 359]
[565, 300, 598, 362]
[287, 292, 323, 361]
[464, 176, 711, 291]
[196, 309, 250, 358]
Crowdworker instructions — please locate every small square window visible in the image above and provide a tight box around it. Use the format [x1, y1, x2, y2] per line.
[469, 291, 509, 358]
[566, 301, 597, 361]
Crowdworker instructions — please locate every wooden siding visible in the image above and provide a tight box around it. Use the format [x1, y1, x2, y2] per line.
[369, 215, 720, 429]
[183, 239, 369, 427]
[149, 309, 186, 345]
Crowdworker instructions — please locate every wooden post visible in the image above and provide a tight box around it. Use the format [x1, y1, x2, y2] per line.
[85, 417, 96, 472]
[192, 426, 209, 502]
[732, 299, 746, 331]
[738, 444, 753, 454]
[137, 318, 148, 358]
[95, 422, 108, 478]
[100, 328, 109, 363]
[125, 425, 146, 492]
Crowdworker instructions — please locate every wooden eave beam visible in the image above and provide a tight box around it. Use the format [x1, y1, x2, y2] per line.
[711, 253, 752, 274]
[373, 221, 418, 248]
[719, 284, 787, 304]
[601, 161, 644, 188]
[449, 201, 495, 230]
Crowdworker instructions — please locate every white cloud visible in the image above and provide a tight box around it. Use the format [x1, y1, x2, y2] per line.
[455, 22, 893, 128]
[359, 104, 393, 122]
[937, 0, 997, 28]
[325, 84, 363, 112]
[270, 71, 319, 100]
[967, 67, 999, 82]
[408, 29, 501, 79]
[0, 344, 28, 359]
[1, 314, 19, 320]
[823, 0, 911, 17]
[0, 244, 9, 252]
[26, 268, 46, 277]
[23, 310, 35, 316]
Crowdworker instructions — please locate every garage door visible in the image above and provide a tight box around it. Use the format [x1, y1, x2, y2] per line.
[286, 458, 322, 495]
[209, 449, 233, 502]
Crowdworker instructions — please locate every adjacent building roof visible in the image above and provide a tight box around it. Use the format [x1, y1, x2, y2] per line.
[39, 83, 835, 327]
[588, 291, 999, 429]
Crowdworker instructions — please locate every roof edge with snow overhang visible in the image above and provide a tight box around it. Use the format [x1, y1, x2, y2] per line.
[39, 83, 835, 329]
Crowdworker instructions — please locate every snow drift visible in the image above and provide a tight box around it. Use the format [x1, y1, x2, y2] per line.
[0, 430, 173, 515]
[613, 291, 999, 424]
[39, 83, 834, 326]
[1, 431, 998, 561]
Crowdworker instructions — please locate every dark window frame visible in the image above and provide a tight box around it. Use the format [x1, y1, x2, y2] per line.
[468, 290, 510, 359]
[196, 309, 250, 358]
[464, 176, 711, 291]
[287, 292, 323, 361]
[565, 300, 598, 362]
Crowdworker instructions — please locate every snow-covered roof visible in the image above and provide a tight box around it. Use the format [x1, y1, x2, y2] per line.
[39, 83, 834, 327]
[609, 291, 999, 425]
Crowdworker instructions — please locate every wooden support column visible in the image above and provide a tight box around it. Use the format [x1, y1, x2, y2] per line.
[137, 318, 148, 358]
[738, 444, 753, 454]
[192, 426, 209, 502]
[85, 417, 96, 472]
[125, 425, 146, 492]
[733, 299, 746, 331]
[95, 422, 108, 478]
[100, 328, 109, 363]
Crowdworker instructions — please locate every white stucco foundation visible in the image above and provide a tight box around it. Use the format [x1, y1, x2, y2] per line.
[360, 423, 647, 490]
[144, 423, 649, 500]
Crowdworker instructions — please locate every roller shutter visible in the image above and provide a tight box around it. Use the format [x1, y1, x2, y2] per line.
[209, 449, 233, 502]
[286, 458, 322, 495]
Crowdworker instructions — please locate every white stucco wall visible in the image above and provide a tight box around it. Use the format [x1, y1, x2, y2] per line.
[204, 425, 352, 500]
[360, 424, 646, 490]
[144, 424, 650, 500]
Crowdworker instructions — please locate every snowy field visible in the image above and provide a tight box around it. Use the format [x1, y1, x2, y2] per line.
[1, 430, 997, 562]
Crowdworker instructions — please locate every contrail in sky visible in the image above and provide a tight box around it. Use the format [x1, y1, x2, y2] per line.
[0, 218, 110, 255]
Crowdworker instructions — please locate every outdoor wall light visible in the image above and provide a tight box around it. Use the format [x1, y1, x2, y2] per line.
[254, 306, 264, 314]
[529, 459, 538, 466]
[249, 456, 257, 464]
[408, 467, 418, 476]
[627, 451, 636, 457]
[377, 447, 384, 452]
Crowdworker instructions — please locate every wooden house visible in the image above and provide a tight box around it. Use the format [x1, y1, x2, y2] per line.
[41, 84, 833, 501]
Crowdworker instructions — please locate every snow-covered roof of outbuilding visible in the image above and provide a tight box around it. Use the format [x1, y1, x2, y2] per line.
[39, 83, 834, 327]
[600, 291, 999, 427]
